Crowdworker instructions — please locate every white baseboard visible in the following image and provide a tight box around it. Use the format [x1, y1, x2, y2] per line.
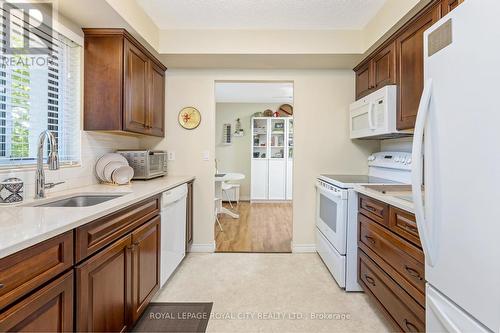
[188, 242, 216, 253]
[292, 243, 317, 253]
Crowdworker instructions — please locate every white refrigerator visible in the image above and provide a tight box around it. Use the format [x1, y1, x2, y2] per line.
[412, 1, 500, 332]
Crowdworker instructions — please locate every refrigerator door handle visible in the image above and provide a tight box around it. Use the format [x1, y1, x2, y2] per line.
[412, 78, 435, 267]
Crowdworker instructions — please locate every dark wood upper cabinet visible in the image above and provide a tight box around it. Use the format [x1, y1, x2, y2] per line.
[354, 61, 373, 100]
[124, 39, 150, 134]
[0, 271, 73, 333]
[373, 41, 397, 90]
[131, 216, 160, 323]
[76, 234, 132, 332]
[148, 61, 166, 137]
[353, 0, 458, 130]
[83, 28, 167, 137]
[396, 3, 441, 130]
[354, 42, 396, 100]
[441, 0, 464, 15]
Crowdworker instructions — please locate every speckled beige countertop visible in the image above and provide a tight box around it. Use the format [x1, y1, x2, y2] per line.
[354, 184, 416, 214]
[0, 175, 194, 259]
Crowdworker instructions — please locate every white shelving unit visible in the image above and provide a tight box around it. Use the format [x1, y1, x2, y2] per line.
[251, 117, 293, 201]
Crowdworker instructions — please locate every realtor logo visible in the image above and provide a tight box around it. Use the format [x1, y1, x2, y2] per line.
[2, 1, 53, 55]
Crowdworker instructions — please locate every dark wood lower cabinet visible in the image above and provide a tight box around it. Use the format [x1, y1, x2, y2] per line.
[358, 195, 425, 332]
[0, 271, 73, 332]
[76, 234, 132, 332]
[0, 190, 186, 332]
[131, 216, 161, 323]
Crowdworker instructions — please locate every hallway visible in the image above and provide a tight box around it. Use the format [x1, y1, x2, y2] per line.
[215, 202, 292, 252]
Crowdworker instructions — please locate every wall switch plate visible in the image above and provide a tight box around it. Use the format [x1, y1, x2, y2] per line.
[168, 151, 176, 161]
[202, 150, 210, 161]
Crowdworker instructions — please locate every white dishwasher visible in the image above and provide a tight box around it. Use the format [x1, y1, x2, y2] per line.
[160, 183, 188, 287]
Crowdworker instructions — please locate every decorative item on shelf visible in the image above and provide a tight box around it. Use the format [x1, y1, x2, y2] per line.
[253, 152, 260, 158]
[233, 118, 244, 137]
[263, 109, 273, 117]
[277, 104, 293, 117]
[0, 178, 24, 204]
[274, 122, 284, 130]
[178, 107, 201, 130]
[261, 153, 266, 158]
[222, 123, 232, 145]
[252, 111, 263, 117]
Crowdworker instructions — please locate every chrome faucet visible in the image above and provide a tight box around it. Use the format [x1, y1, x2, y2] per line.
[35, 130, 64, 199]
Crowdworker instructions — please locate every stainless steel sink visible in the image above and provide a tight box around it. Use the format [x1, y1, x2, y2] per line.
[34, 194, 124, 207]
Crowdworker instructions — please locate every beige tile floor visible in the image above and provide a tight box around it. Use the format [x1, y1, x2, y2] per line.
[153, 253, 392, 333]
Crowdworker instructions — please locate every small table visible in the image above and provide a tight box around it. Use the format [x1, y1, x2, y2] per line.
[215, 173, 245, 219]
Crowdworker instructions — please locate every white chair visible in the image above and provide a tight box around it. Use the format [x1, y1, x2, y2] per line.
[214, 197, 223, 231]
[221, 182, 240, 209]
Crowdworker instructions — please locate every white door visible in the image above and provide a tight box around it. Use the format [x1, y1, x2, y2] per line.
[268, 160, 286, 200]
[251, 159, 268, 200]
[412, 3, 500, 331]
[286, 160, 292, 200]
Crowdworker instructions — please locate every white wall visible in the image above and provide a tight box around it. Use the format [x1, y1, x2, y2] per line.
[143, 69, 379, 250]
[215, 103, 282, 200]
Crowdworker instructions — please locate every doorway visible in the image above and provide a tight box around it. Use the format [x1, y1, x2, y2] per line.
[214, 82, 294, 252]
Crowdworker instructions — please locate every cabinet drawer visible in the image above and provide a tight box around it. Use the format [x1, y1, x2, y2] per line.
[359, 194, 389, 226]
[359, 214, 425, 296]
[76, 196, 160, 262]
[359, 250, 425, 332]
[0, 231, 73, 310]
[0, 271, 73, 332]
[389, 207, 420, 246]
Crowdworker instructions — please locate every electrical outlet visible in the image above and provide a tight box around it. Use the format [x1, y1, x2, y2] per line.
[202, 150, 210, 161]
[168, 151, 175, 161]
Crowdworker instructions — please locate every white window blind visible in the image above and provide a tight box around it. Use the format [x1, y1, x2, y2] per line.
[0, 6, 80, 167]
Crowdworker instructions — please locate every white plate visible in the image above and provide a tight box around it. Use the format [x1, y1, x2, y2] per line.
[104, 161, 126, 182]
[96, 153, 129, 182]
[112, 166, 134, 185]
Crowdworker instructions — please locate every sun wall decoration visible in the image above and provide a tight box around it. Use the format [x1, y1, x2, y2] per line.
[178, 107, 201, 130]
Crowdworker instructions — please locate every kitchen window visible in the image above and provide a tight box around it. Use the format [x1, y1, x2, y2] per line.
[0, 6, 81, 168]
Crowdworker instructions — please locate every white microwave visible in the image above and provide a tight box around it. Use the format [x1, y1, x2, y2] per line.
[349, 85, 412, 139]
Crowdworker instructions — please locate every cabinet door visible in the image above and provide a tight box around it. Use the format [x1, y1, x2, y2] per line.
[131, 216, 160, 323]
[124, 39, 149, 135]
[76, 235, 132, 332]
[147, 61, 165, 137]
[373, 41, 397, 89]
[441, 0, 463, 15]
[0, 271, 73, 332]
[186, 181, 194, 251]
[396, 4, 440, 130]
[251, 159, 269, 200]
[268, 160, 286, 200]
[355, 61, 373, 100]
[286, 160, 293, 200]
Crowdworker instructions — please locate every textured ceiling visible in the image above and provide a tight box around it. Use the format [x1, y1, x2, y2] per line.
[137, 0, 387, 30]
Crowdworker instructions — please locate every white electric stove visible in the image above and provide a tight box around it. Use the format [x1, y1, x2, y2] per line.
[315, 152, 412, 291]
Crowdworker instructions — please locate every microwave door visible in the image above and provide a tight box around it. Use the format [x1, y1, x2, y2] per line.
[350, 100, 376, 139]
[316, 186, 347, 255]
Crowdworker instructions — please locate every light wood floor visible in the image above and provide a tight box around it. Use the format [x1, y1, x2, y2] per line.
[214, 202, 293, 253]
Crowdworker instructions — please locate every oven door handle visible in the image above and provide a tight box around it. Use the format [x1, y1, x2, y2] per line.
[316, 184, 344, 200]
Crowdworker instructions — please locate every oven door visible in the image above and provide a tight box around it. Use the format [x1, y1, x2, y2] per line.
[315, 183, 348, 255]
